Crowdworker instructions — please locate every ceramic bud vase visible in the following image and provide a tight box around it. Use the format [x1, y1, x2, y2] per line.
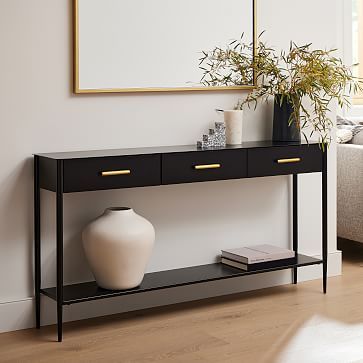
[82, 207, 155, 290]
[224, 110, 243, 145]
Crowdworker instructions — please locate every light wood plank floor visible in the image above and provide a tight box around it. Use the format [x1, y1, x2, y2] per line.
[1, 243, 363, 363]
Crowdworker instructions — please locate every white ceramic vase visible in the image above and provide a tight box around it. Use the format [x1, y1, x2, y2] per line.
[82, 207, 155, 290]
[224, 110, 243, 145]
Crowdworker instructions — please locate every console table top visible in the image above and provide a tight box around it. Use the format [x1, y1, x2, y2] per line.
[35, 140, 316, 160]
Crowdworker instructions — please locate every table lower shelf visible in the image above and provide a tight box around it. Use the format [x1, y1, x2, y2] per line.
[41, 254, 322, 305]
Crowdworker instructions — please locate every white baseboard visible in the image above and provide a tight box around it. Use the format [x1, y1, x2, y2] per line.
[0, 251, 342, 334]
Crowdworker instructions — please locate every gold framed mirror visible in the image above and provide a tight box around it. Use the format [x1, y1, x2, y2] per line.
[73, 0, 257, 94]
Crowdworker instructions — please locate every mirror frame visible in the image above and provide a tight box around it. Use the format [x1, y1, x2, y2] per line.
[73, 0, 257, 94]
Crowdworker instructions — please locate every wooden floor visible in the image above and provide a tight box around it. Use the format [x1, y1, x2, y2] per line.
[1, 242, 363, 363]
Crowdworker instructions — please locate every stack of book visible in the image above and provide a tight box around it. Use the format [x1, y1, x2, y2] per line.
[221, 244, 296, 271]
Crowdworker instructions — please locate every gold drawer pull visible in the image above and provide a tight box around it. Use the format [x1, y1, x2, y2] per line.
[194, 163, 221, 170]
[277, 158, 301, 164]
[101, 170, 131, 176]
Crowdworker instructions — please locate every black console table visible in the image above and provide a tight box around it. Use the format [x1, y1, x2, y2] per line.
[34, 141, 327, 342]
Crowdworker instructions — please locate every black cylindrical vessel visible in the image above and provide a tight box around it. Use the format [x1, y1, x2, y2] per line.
[272, 95, 301, 143]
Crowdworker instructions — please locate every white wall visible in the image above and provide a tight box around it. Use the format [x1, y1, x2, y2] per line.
[0, 0, 341, 333]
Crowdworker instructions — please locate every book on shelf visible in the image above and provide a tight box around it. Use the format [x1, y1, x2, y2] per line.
[221, 256, 297, 272]
[221, 244, 295, 264]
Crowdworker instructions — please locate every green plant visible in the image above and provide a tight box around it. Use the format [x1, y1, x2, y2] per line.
[199, 33, 363, 146]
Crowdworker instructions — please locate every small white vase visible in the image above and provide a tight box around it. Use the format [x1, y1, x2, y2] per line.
[82, 207, 155, 290]
[224, 110, 243, 145]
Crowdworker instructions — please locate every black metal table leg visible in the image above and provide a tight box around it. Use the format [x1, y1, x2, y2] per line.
[322, 150, 328, 294]
[56, 160, 64, 342]
[34, 156, 41, 329]
[292, 174, 298, 284]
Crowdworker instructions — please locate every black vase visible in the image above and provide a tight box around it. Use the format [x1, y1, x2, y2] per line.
[272, 95, 301, 143]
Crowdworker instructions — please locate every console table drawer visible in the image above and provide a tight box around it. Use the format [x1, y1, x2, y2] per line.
[63, 155, 161, 192]
[248, 145, 322, 177]
[162, 150, 247, 184]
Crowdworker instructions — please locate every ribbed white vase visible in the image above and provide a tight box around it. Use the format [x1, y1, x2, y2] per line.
[224, 110, 243, 145]
[82, 207, 155, 290]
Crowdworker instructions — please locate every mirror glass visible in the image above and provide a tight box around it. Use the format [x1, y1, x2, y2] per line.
[75, 0, 255, 93]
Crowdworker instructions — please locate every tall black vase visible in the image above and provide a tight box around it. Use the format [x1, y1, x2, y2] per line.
[272, 95, 301, 143]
